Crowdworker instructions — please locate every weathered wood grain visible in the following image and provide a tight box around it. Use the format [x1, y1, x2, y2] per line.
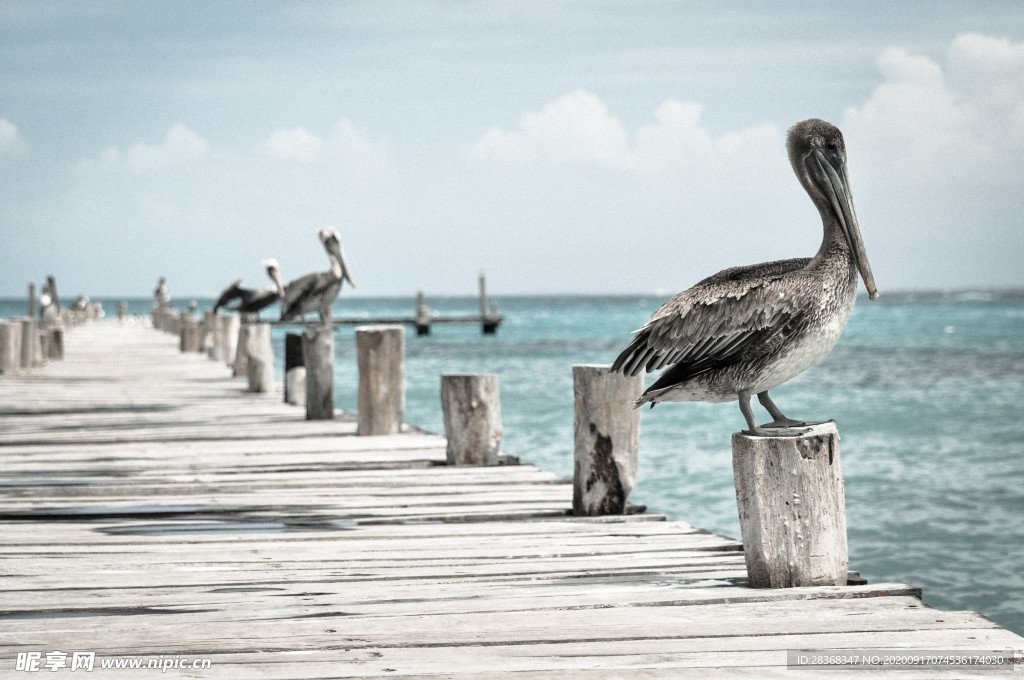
[0, 320, 1020, 678]
[572, 364, 642, 515]
[441, 373, 502, 465]
[732, 423, 848, 588]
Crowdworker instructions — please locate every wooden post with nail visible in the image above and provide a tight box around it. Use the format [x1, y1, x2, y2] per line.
[732, 422, 848, 588]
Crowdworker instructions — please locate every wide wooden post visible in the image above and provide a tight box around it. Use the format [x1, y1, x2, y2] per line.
[179, 314, 201, 353]
[302, 326, 333, 419]
[732, 422, 848, 588]
[572, 364, 642, 516]
[441, 374, 502, 465]
[246, 323, 274, 393]
[219, 315, 239, 366]
[0, 321, 22, 374]
[284, 333, 306, 406]
[356, 325, 404, 436]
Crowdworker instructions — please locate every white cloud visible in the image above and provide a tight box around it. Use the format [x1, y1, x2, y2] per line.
[0, 118, 26, 154]
[465, 90, 631, 166]
[64, 118, 397, 294]
[261, 126, 323, 161]
[91, 123, 209, 173]
[842, 33, 1024, 188]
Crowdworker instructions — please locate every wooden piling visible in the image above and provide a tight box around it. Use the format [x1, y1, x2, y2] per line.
[441, 374, 502, 465]
[302, 326, 333, 419]
[233, 324, 250, 377]
[179, 314, 201, 353]
[219, 315, 240, 367]
[572, 364, 642, 516]
[732, 422, 848, 588]
[0, 321, 22, 374]
[356, 325, 404, 436]
[27, 283, 36, 319]
[46, 327, 64, 361]
[284, 333, 306, 406]
[20, 318, 39, 370]
[200, 309, 215, 352]
[245, 323, 274, 393]
[415, 290, 430, 336]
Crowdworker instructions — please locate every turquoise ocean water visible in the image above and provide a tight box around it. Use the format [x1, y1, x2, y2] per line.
[3, 291, 1022, 635]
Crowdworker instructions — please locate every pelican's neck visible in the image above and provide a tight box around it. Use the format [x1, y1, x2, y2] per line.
[807, 210, 851, 271]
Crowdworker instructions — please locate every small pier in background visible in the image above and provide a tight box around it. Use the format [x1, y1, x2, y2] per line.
[1, 320, 1021, 677]
[274, 272, 503, 335]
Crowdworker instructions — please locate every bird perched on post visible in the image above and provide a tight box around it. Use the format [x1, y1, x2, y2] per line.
[279, 227, 355, 325]
[212, 259, 285, 315]
[611, 119, 878, 436]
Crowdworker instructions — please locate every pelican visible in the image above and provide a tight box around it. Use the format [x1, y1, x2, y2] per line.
[279, 227, 354, 324]
[213, 259, 285, 315]
[611, 119, 878, 436]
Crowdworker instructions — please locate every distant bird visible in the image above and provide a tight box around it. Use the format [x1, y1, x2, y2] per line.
[279, 227, 355, 324]
[611, 119, 878, 436]
[213, 259, 285, 315]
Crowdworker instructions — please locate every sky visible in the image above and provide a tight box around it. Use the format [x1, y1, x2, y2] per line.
[2, 1, 1023, 299]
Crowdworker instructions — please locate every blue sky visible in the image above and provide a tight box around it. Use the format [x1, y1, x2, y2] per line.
[2, 1, 1023, 298]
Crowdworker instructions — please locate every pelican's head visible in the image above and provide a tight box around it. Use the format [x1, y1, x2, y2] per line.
[787, 119, 878, 300]
[319, 226, 355, 288]
[262, 258, 285, 298]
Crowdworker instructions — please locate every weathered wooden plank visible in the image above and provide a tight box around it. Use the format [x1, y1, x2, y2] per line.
[0, 320, 1020, 679]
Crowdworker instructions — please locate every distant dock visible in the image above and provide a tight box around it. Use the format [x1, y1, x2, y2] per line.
[1, 320, 1021, 677]
[282, 273, 502, 335]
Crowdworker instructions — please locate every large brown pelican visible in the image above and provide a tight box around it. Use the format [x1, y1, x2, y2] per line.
[611, 119, 878, 436]
[213, 259, 285, 315]
[279, 227, 354, 324]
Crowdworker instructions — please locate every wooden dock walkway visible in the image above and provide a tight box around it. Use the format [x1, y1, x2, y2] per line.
[1, 320, 1021, 678]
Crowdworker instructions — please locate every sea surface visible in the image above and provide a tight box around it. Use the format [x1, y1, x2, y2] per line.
[3, 291, 1022, 635]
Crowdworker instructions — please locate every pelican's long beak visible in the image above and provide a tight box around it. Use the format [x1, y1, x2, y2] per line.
[328, 238, 355, 288]
[808, 149, 879, 300]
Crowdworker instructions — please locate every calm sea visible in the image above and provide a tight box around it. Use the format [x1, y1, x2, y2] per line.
[3, 291, 1022, 635]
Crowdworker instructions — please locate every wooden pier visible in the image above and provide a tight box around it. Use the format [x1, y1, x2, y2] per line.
[1, 320, 1021, 678]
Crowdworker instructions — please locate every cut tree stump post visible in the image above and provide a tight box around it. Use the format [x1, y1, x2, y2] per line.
[232, 324, 251, 377]
[441, 373, 502, 465]
[200, 309, 215, 352]
[179, 314, 200, 353]
[572, 364, 642, 515]
[219, 315, 240, 366]
[356, 325, 404, 436]
[0, 321, 22, 374]
[19, 318, 38, 370]
[732, 422, 848, 588]
[46, 327, 63, 361]
[208, 313, 223, 361]
[302, 326, 333, 419]
[245, 323, 274, 393]
[284, 332, 306, 406]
